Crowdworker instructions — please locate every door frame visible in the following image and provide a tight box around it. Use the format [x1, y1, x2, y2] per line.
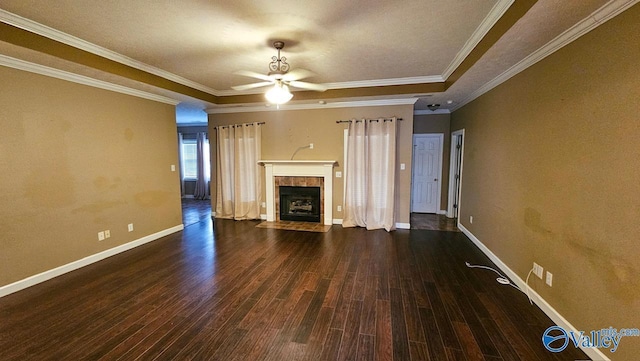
[447, 129, 465, 218]
[411, 133, 444, 213]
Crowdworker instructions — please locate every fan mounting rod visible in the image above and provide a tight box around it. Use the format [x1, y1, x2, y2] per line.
[269, 41, 289, 77]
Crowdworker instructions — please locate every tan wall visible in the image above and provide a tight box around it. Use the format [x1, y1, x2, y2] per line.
[452, 5, 640, 359]
[208, 104, 414, 224]
[0, 67, 182, 287]
[413, 113, 451, 211]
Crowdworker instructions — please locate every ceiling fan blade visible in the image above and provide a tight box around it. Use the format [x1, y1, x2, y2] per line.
[288, 80, 327, 92]
[282, 68, 316, 81]
[233, 70, 273, 82]
[231, 81, 274, 91]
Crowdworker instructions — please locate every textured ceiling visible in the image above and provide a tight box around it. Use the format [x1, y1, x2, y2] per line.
[419, 0, 611, 110]
[0, 0, 621, 114]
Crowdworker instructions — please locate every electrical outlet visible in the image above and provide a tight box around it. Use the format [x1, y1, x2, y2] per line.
[309, 143, 314, 149]
[337, 205, 342, 212]
[470, 216, 473, 224]
[128, 223, 134, 232]
[546, 271, 553, 286]
[171, 164, 176, 172]
[104, 230, 111, 239]
[533, 262, 544, 279]
[98, 231, 105, 241]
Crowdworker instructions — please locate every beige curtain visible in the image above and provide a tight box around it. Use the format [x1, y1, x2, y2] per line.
[215, 123, 262, 220]
[342, 118, 397, 231]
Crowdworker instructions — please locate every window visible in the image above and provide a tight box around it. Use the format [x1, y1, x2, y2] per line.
[181, 139, 198, 179]
[179, 134, 210, 181]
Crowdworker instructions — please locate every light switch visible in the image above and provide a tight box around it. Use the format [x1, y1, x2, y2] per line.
[171, 165, 176, 172]
[400, 163, 406, 170]
[335, 171, 342, 178]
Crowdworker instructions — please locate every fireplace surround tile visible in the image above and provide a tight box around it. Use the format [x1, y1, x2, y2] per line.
[275, 176, 324, 223]
[259, 160, 337, 226]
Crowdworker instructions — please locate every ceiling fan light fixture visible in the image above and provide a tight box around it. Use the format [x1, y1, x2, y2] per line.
[233, 41, 325, 95]
[265, 82, 293, 104]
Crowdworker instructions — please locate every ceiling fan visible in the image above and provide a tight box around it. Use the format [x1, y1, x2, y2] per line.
[232, 41, 327, 104]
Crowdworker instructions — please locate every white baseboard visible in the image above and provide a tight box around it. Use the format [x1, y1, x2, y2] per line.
[260, 214, 267, 220]
[437, 209, 447, 215]
[0, 224, 184, 298]
[457, 223, 610, 361]
[332, 218, 343, 225]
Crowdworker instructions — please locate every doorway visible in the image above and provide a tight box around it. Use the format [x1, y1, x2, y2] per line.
[182, 198, 212, 227]
[177, 127, 211, 227]
[447, 129, 464, 219]
[411, 134, 443, 213]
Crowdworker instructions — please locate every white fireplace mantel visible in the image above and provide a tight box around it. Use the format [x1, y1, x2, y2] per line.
[259, 160, 337, 225]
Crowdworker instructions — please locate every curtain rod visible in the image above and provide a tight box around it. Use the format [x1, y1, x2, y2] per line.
[214, 121, 265, 129]
[336, 117, 403, 124]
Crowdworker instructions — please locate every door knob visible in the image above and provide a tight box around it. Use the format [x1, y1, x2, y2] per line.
[434, 178, 438, 181]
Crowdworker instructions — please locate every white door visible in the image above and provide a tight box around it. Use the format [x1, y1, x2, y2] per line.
[412, 134, 443, 213]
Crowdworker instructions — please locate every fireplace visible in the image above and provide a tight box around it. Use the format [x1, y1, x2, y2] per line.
[259, 160, 337, 226]
[279, 186, 321, 223]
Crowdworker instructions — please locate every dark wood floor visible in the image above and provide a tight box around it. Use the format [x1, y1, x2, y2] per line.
[0, 217, 588, 360]
[181, 198, 212, 227]
[411, 213, 459, 232]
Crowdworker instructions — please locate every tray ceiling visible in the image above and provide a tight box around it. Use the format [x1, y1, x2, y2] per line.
[0, 0, 624, 113]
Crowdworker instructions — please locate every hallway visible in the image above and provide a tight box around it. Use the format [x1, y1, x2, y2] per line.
[181, 198, 211, 227]
[410, 213, 459, 232]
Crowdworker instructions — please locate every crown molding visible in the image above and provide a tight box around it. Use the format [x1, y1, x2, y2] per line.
[323, 75, 445, 89]
[442, 0, 514, 80]
[177, 122, 208, 127]
[0, 55, 180, 105]
[0, 9, 220, 96]
[0, 9, 450, 97]
[0, 9, 444, 96]
[206, 98, 418, 114]
[214, 75, 445, 97]
[414, 109, 451, 115]
[453, 0, 639, 112]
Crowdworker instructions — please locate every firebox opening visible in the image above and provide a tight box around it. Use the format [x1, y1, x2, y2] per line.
[279, 186, 321, 223]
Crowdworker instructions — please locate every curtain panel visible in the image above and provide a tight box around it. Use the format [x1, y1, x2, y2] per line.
[193, 132, 210, 200]
[215, 123, 262, 220]
[342, 118, 397, 231]
[178, 133, 185, 197]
